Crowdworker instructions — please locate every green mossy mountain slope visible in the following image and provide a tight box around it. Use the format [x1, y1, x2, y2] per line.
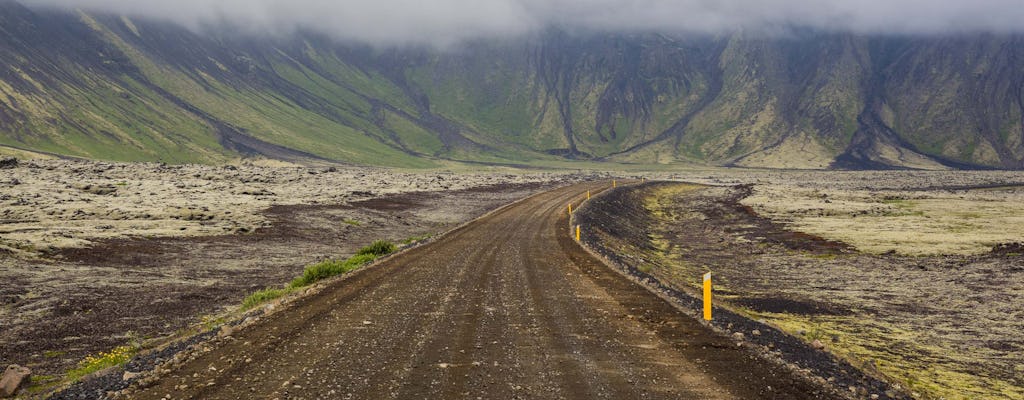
[1, 2, 1022, 169]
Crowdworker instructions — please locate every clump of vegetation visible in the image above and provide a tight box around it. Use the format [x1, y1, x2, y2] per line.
[241, 240, 397, 309]
[66, 345, 138, 382]
[241, 287, 292, 310]
[356, 240, 396, 257]
[289, 254, 376, 288]
[342, 219, 361, 226]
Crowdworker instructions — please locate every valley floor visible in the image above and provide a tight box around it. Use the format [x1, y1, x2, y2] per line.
[578, 178, 1024, 399]
[2, 161, 1022, 399]
[0, 160, 571, 383]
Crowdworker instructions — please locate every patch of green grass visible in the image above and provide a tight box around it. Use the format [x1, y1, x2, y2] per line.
[241, 287, 293, 310]
[289, 254, 376, 289]
[357, 240, 397, 257]
[342, 219, 362, 226]
[43, 350, 66, 358]
[66, 345, 138, 382]
[21, 375, 61, 396]
[241, 240, 397, 309]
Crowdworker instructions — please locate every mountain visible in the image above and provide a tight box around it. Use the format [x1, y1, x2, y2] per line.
[1, 1, 1022, 169]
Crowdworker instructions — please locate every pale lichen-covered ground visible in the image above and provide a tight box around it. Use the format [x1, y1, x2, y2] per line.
[0, 159, 572, 253]
[738, 172, 1024, 255]
[616, 171, 1024, 400]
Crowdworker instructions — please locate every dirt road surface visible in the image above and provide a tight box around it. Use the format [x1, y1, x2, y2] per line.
[128, 182, 828, 399]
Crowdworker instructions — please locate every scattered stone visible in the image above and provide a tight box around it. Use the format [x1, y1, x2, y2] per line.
[811, 339, 825, 350]
[751, 329, 761, 336]
[0, 158, 17, 169]
[991, 242, 1024, 256]
[0, 365, 31, 398]
[123, 371, 141, 381]
[871, 394, 880, 399]
[731, 332, 745, 341]
[218, 325, 235, 338]
[79, 184, 118, 195]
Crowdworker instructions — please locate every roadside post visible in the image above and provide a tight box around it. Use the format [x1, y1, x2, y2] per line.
[587, 190, 591, 200]
[576, 225, 581, 241]
[568, 203, 572, 215]
[703, 272, 712, 321]
[613, 180, 617, 188]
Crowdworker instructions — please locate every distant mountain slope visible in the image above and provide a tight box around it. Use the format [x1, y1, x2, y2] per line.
[1, 1, 1022, 169]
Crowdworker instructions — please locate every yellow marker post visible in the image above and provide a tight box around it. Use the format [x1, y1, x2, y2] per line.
[575, 225, 581, 241]
[703, 272, 712, 321]
[568, 203, 572, 215]
[587, 190, 591, 200]
[613, 180, 617, 188]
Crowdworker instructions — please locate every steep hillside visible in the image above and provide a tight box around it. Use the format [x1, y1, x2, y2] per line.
[1, 1, 1023, 169]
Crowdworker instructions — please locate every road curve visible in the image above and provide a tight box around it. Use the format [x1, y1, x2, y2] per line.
[130, 182, 825, 399]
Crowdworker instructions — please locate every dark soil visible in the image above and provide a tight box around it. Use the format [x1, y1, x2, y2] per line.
[724, 185, 853, 255]
[115, 182, 835, 400]
[0, 182, 555, 380]
[990, 242, 1024, 256]
[574, 182, 909, 399]
[733, 297, 854, 316]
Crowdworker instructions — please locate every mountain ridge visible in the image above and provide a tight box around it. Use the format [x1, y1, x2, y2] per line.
[1, 1, 1022, 169]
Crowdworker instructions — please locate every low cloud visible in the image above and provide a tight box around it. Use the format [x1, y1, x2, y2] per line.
[25, 0, 1024, 46]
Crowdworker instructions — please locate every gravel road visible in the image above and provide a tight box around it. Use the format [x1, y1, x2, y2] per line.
[127, 182, 827, 399]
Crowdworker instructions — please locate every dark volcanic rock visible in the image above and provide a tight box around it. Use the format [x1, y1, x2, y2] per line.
[0, 158, 17, 169]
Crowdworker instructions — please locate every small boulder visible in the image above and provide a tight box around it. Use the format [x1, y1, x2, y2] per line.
[0, 158, 17, 170]
[811, 339, 826, 350]
[751, 329, 761, 336]
[1, 364, 31, 398]
[123, 370, 141, 381]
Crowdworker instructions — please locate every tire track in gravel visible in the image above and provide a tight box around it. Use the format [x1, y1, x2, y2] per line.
[127, 182, 830, 399]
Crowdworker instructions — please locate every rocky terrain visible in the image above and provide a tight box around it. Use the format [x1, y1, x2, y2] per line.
[3, 159, 1023, 398]
[0, 158, 577, 387]
[576, 177, 1024, 399]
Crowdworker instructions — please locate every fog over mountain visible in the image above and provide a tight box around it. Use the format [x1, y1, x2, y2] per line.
[25, 0, 1024, 46]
